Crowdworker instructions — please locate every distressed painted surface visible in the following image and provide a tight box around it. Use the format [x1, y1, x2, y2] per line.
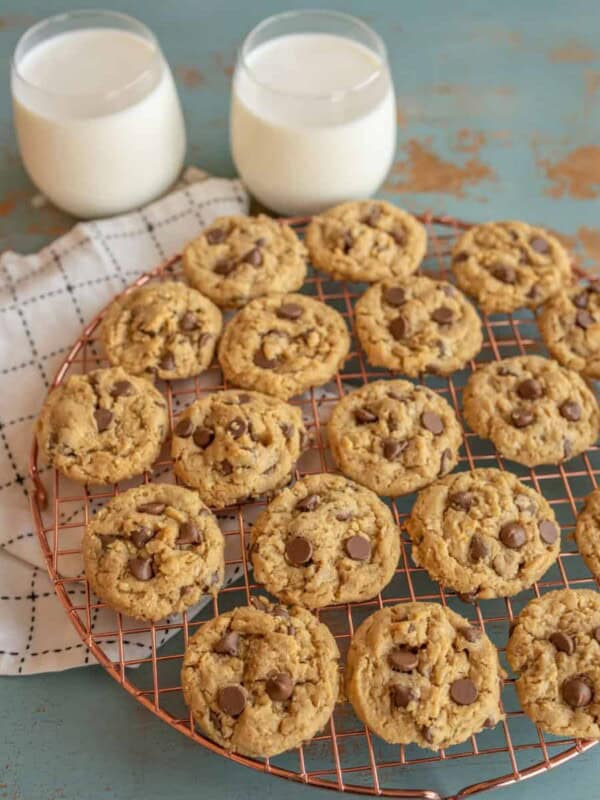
[1, 1, 600, 798]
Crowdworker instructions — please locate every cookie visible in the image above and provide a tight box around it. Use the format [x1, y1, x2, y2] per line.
[538, 282, 600, 379]
[36, 367, 168, 485]
[305, 200, 427, 283]
[575, 487, 600, 580]
[171, 389, 306, 509]
[100, 281, 222, 381]
[346, 603, 504, 750]
[183, 214, 307, 309]
[406, 468, 560, 600]
[355, 276, 482, 376]
[82, 484, 224, 621]
[250, 473, 400, 608]
[451, 220, 571, 314]
[327, 379, 462, 497]
[181, 600, 340, 757]
[462, 355, 599, 466]
[218, 293, 350, 400]
[506, 588, 600, 738]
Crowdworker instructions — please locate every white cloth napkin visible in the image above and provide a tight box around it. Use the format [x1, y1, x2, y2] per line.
[0, 170, 250, 674]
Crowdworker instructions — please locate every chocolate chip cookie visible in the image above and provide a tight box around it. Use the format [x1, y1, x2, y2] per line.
[82, 484, 224, 621]
[183, 214, 307, 309]
[452, 220, 571, 314]
[346, 603, 504, 750]
[181, 601, 340, 757]
[327, 379, 462, 497]
[218, 293, 350, 400]
[355, 277, 482, 376]
[462, 355, 599, 466]
[575, 487, 600, 581]
[251, 473, 400, 608]
[538, 282, 600, 379]
[506, 588, 600, 738]
[305, 200, 427, 283]
[36, 367, 168, 485]
[406, 468, 560, 599]
[171, 389, 306, 509]
[100, 281, 222, 381]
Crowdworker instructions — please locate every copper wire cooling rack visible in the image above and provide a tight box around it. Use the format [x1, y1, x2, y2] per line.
[29, 213, 600, 800]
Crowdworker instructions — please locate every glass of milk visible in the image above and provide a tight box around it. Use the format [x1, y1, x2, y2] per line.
[11, 10, 186, 218]
[230, 10, 396, 216]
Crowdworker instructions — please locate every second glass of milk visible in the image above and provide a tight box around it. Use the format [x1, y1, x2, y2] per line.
[11, 11, 186, 218]
[231, 10, 396, 216]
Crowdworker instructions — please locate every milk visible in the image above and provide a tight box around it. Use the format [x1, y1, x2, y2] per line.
[12, 28, 186, 218]
[231, 33, 396, 216]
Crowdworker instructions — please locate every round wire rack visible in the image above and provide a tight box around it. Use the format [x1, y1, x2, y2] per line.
[29, 213, 599, 800]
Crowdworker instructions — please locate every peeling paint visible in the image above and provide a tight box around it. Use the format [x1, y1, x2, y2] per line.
[214, 52, 235, 78]
[578, 226, 600, 271]
[537, 145, 600, 199]
[0, 13, 35, 30]
[386, 138, 496, 198]
[548, 40, 600, 63]
[0, 197, 16, 217]
[395, 105, 407, 128]
[584, 69, 600, 97]
[453, 129, 486, 154]
[174, 66, 204, 89]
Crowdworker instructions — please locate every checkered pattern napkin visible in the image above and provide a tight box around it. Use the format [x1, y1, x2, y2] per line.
[0, 171, 249, 674]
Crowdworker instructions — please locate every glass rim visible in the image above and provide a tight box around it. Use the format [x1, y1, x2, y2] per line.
[11, 9, 161, 100]
[238, 9, 389, 101]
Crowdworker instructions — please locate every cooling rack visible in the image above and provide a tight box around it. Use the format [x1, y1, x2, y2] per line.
[29, 213, 600, 800]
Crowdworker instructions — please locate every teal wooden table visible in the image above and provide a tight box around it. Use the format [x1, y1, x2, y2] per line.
[1, 1, 599, 798]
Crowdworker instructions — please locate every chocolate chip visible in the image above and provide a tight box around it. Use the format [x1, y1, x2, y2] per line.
[253, 349, 279, 369]
[279, 422, 293, 439]
[517, 379, 544, 400]
[193, 426, 214, 448]
[336, 510, 353, 522]
[220, 460, 233, 475]
[462, 626, 482, 643]
[242, 247, 263, 266]
[266, 672, 294, 701]
[180, 311, 198, 331]
[214, 258, 236, 275]
[388, 646, 419, 672]
[131, 527, 154, 549]
[354, 407, 378, 424]
[392, 229, 406, 246]
[177, 521, 202, 545]
[285, 536, 313, 565]
[573, 291, 589, 309]
[209, 709, 222, 731]
[110, 380, 134, 398]
[576, 309, 594, 329]
[129, 556, 154, 581]
[295, 494, 320, 512]
[450, 678, 478, 705]
[422, 726, 434, 743]
[562, 676, 592, 708]
[454, 251, 469, 262]
[449, 491, 474, 511]
[174, 417, 194, 438]
[390, 685, 415, 708]
[137, 502, 166, 515]
[550, 631, 574, 654]
[421, 411, 444, 435]
[539, 519, 559, 545]
[563, 438, 573, 460]
[342, 231, 353, 253]
[389, 315, 409, 340]
[439, 448, 453, 475]
[363, 205, 381, 227]
[492, 264, 516, 284]
[499, 521, 526, 549]
[511, 408, 534, 428]
[228, 417, 246, 438]
[217, 685, 246, 716]
[469, 535, 489, 562]
[383, 438, 407, 460]
[559, 400, 581, 422]
[206, 227, 225, 244]
[94, 408, 113, 432]
[383, 286, 406, 307]
[159, 352, 176, 371]
[431, 306, 454, 325]
[593, 627, 600, 642]
[214, 630, 239, 656]
[277, 303, 303, 320]
[344, 535, 371, 561]
[530, 236, 550, 254]
[483, 717, 496, 729]
[459, 590, 479, 604]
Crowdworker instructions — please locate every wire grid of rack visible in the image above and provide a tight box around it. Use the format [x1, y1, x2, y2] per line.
[29, 213, 599, 800]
